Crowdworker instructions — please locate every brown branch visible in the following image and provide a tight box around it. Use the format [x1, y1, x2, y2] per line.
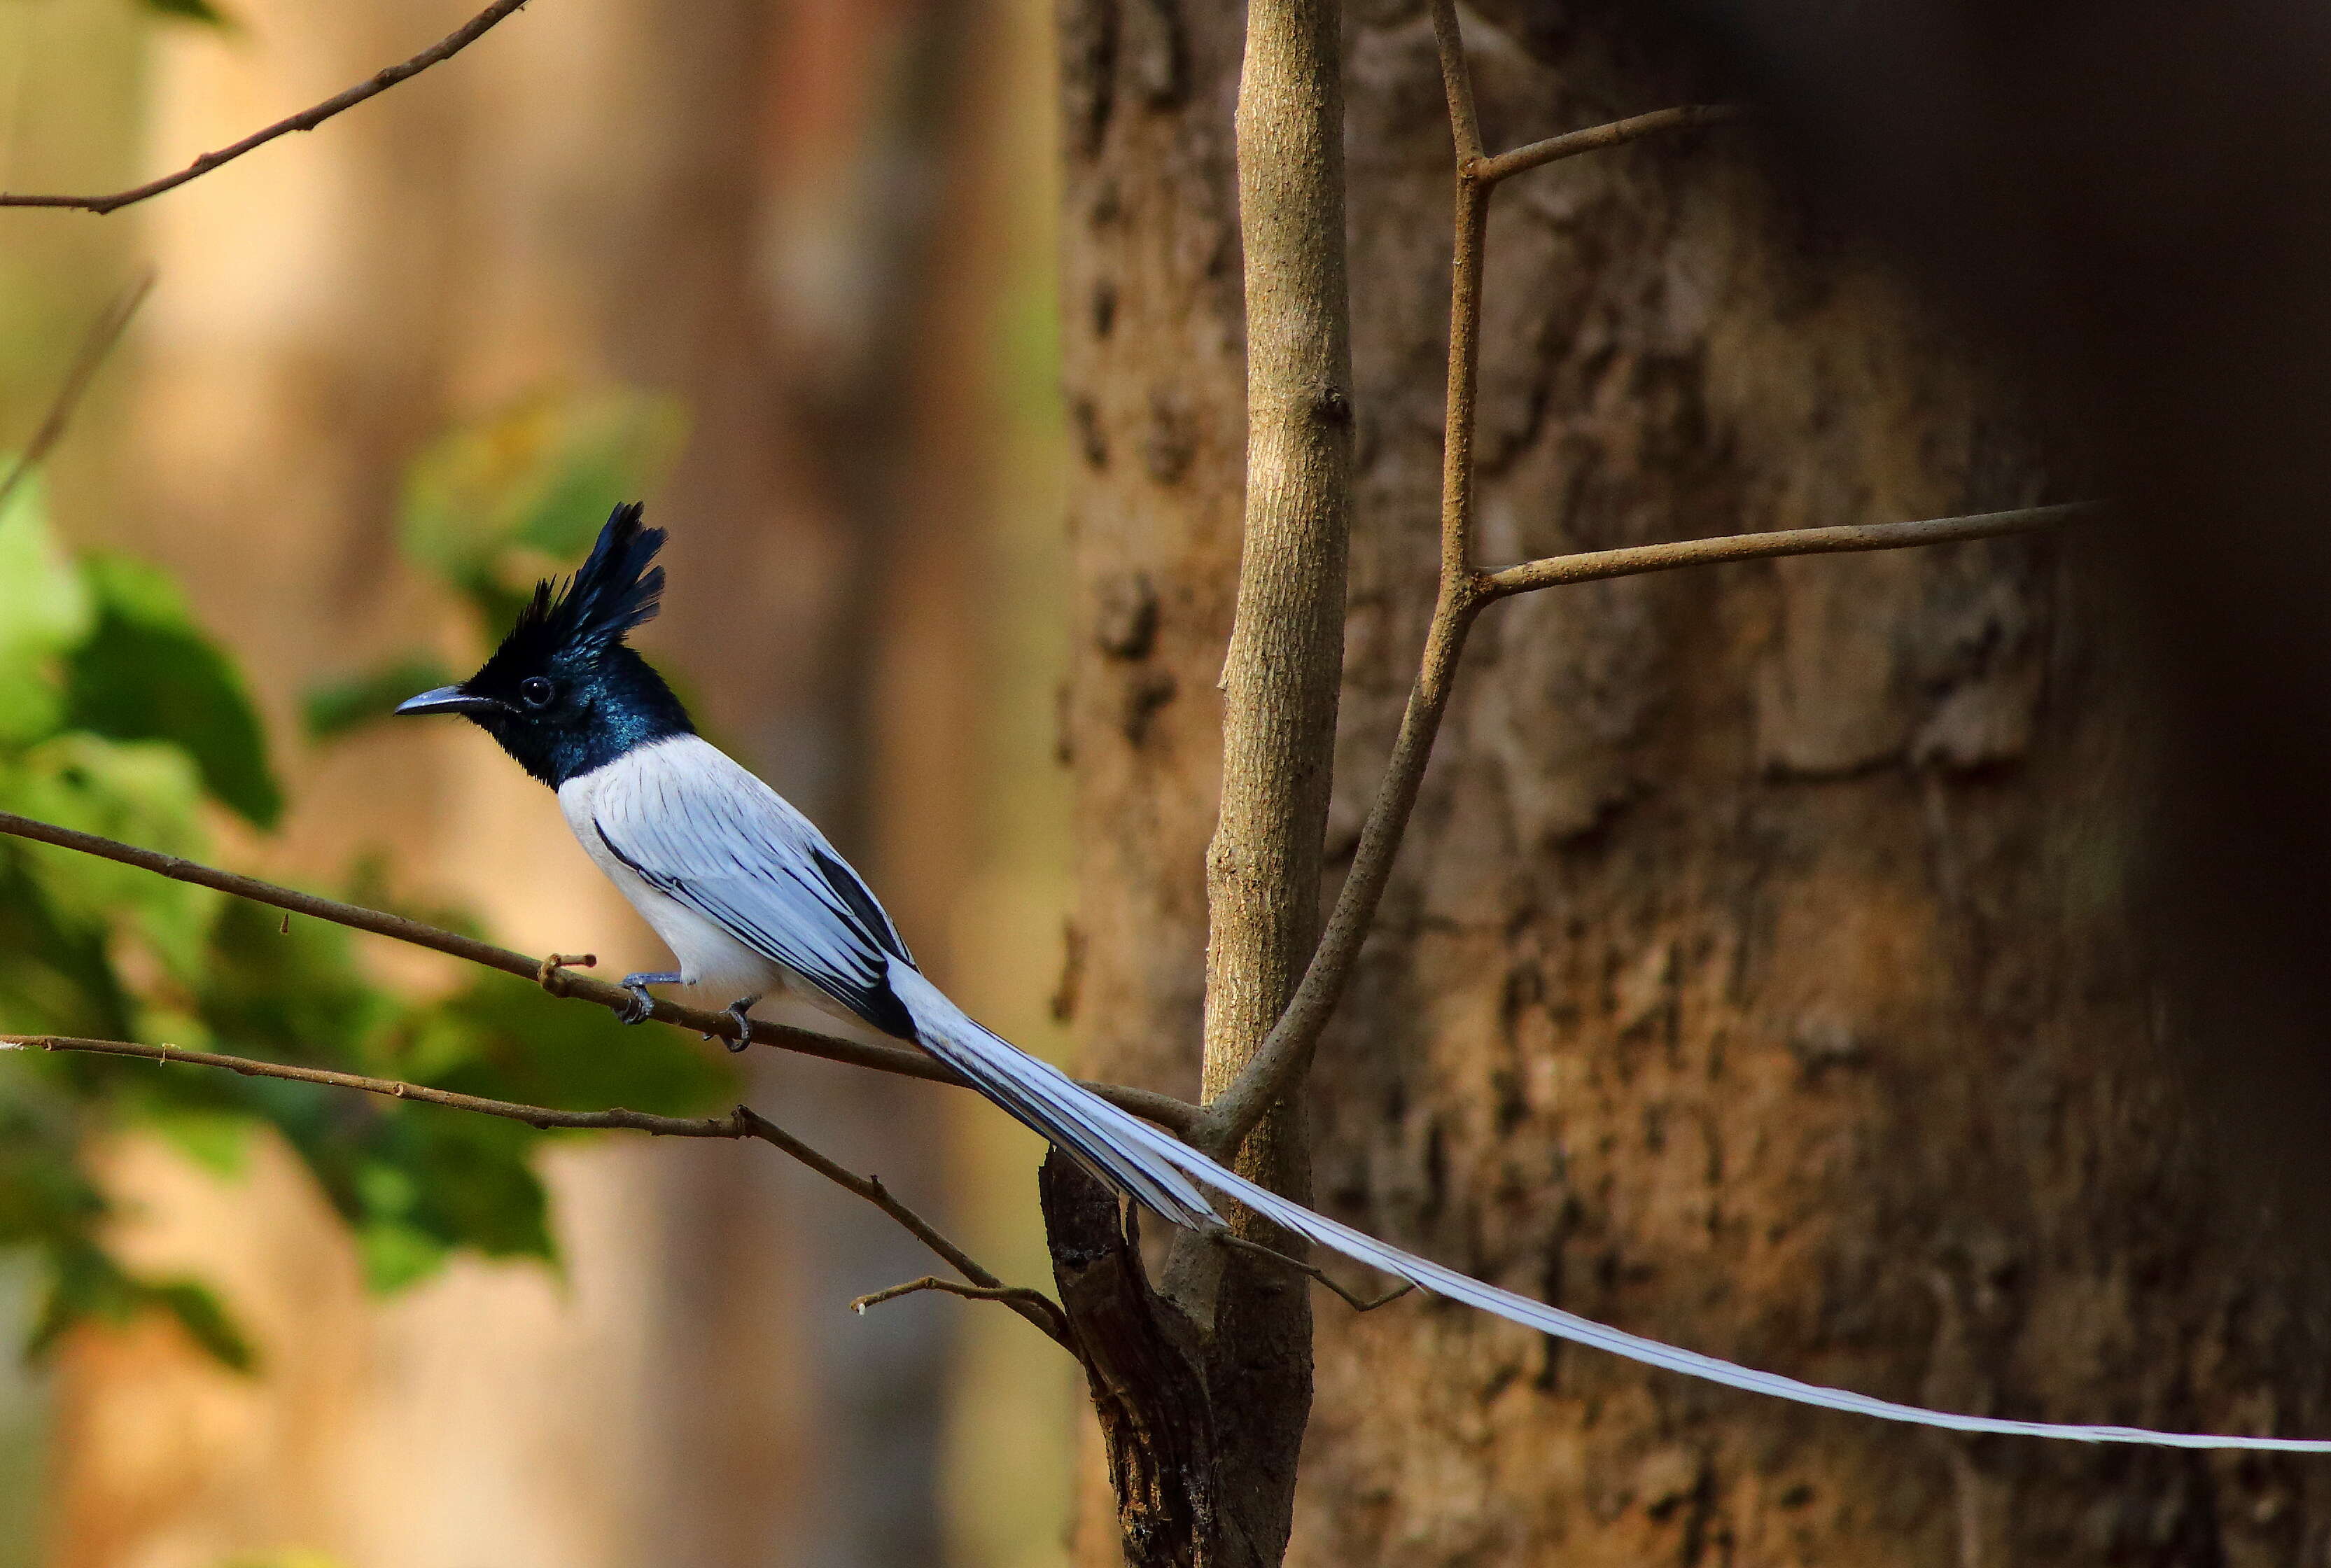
[849, 1277, 1073, 1343]
[1194, 503, 2095, 1154]
[0, 811, 1198, 1133]
[0, 272, 154, 517]
[1211, 1233, 1415, 1312]
[5, 1032, 1072, 1347]
[1192, 0, 2095, 1159]
[1424, 0, 1484, 164]
[1482, 502, 2098, 597]
[1474, 102, 1743, 185]
[0, 0, 531, 214]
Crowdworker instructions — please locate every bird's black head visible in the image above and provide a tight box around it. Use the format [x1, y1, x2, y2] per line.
[395, 502, 695, 788]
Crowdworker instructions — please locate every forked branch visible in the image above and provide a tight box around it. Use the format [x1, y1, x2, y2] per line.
[850, 1278, 1073, 1342]
[1476, 103, 1741, 183]
[1192, 3, 2093, 1158]
[4, 1032, 1072, 1348]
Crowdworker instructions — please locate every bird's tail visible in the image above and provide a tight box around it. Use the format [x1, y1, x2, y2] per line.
[890, 965, 2331, 1452]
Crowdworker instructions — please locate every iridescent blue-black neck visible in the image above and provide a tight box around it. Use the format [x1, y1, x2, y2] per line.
[474, 645, 696, 790]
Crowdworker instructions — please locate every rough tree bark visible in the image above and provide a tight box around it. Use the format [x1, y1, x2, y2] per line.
[1058, 2, 2327, 1564]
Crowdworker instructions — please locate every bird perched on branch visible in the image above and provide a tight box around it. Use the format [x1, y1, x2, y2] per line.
[396, 503, 2323, 1452]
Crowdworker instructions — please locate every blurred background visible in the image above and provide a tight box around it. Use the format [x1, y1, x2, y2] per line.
[20, 1, 2331, 1565]
[0, 0, 1085, 1562]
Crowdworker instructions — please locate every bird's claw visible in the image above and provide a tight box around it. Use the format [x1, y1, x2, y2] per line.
[617, 971, 682, 1026]
[718, 996, 760, 1054]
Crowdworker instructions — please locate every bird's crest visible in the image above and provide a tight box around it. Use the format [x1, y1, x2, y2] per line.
[499, 503, 666, 664]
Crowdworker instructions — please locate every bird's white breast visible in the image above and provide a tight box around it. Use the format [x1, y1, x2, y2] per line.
[555, 735, 900, 1046]
[558, 737, 788, 1002]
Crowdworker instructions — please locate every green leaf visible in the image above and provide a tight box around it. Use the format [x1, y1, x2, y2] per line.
[0, 474, 93, 745]
[357, 1219, 446, 1294]
[417, 971, 735, 1116]
[0, 848, 135, 1039]
[27, 1240, 254, 1373]
[148, 1109, 255, 1179]
[200, 897, 392, 1067]
[0, 736, 219, 983]
[0, 1090, 104, 1247]
[398, 387, 686, 625]
[349, 1112, 549, 1292]
[65, 554, 283, 828]
[136, 0, 233, 25]
[146, 1277, 255, 1371]
[300, 654, 456, 743]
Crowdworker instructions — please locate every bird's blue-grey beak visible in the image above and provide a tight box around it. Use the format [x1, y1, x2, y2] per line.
[394, 685, 505, 718]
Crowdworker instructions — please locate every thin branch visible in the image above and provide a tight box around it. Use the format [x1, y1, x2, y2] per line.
[0, 272, 154, 517]
[0, 0, 531, 214]
[5, 1032, 1072, 1348]
[0, 811, 1198, 1133]
[1483, 503, 2097, 598]
[1436, 158, 1488, 576]
[1212, 1233, 1415, 1312]
[1191, 506, 2092, 1154]
[1476, 103, 1742, 185]
[1424, 0, 1483, 163]
[850, 1277, 1073, 1342]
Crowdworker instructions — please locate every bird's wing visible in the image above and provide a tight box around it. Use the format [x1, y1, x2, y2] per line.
[589, 748, 919, 1040]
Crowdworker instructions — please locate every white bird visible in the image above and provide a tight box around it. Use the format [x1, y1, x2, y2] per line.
[396, 503, 2330, 1452]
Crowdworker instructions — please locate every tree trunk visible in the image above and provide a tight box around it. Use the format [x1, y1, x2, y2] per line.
[1058, 4, 2326, 1564]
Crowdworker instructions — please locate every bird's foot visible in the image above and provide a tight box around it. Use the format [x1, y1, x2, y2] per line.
[617, 971, 682, 1025]
[710, 995, 761, 1053]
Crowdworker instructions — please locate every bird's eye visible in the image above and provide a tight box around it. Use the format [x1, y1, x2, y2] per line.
[519, 676, 556, 708]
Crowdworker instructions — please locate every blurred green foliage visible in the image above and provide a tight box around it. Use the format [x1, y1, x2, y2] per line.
[0, 467, 730, 1371]
[133, 0, 231, 28]
[304, 384, 690, 745]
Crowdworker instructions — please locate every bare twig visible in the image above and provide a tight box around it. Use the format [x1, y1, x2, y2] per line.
[0, 0, 531, 214]
[1424, 0, 1483, 164]
[0, 272, 154, 517]
[1191, 5, 2094, 1159]
[1475, 103, 1742, 185]
[0, 811, 1198, 1133]
[5, 1032, 1072, 1347]
[738, 1112, 1070, 1347]
[1195, 503, 2097, 1154]
[1212, 1233, 1415, 1312]
[1483, 502, 2096, 598]
[535, 953, 597, 991]
[850, 1276, 1073, 1342]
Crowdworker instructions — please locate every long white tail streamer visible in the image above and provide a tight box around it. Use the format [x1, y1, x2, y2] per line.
[891, 966, 2331, 1452]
